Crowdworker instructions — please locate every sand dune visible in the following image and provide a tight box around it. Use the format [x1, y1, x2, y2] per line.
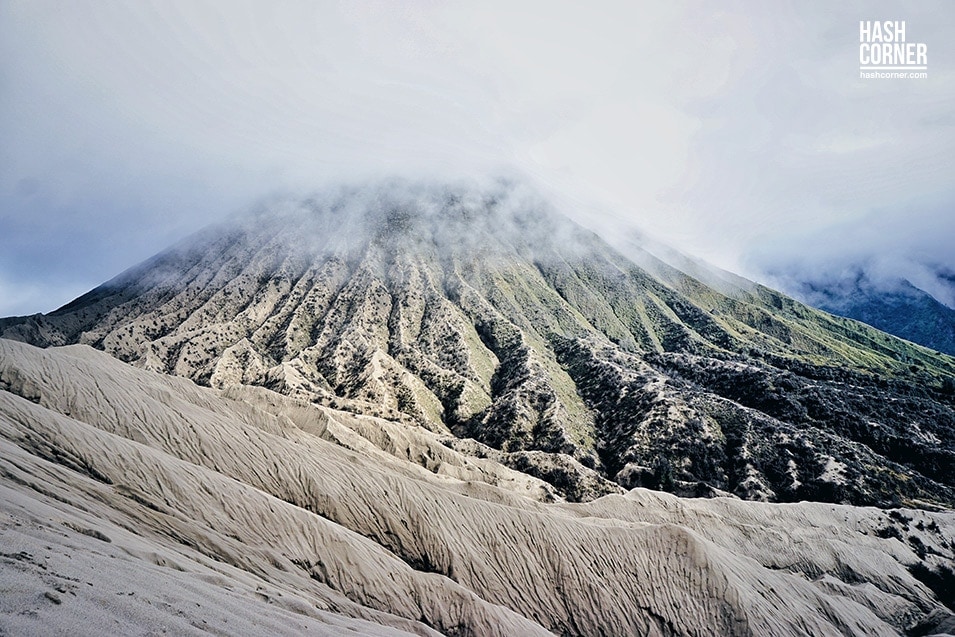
[2, 338, 954, 635]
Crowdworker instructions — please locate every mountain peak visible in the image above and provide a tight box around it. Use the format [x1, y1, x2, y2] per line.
[3, 180, 955, 507]
[230, 178, 593, 264]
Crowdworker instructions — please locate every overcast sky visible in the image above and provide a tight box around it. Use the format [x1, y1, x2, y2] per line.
[1, 0, 953, 316]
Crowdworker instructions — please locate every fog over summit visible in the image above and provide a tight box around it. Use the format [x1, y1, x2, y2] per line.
[2, 2, 953, 316]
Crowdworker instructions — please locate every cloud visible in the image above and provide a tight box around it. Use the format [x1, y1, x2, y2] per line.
[1, 1, 953, 316]
[661, 2, 955, 275]
[747, 194, 955, 309]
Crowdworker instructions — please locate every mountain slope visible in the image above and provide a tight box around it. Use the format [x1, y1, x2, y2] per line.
[3, 181, 955, 508]
[2, 339, 954, 636]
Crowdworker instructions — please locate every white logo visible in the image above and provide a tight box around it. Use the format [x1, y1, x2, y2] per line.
[859, 21, 928, 79]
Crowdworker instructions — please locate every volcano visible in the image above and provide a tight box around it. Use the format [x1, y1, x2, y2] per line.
[2, 180, 954, 635]
[6, 180, 954, 507]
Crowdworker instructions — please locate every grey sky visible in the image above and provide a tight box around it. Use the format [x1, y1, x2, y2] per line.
[1, 0, 953, 316]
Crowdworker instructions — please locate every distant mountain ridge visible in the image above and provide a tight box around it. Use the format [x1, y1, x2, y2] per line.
[793, 270, 955, 357]
[3, 180, 955, 508]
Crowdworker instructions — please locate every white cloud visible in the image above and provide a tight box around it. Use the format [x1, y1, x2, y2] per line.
[1, 1, 953, 314]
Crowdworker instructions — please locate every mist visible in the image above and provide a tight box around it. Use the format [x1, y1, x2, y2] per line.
[170, 177, 617, 272]
[748, 197, 955, 310]
[2, 1, 953, 316]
